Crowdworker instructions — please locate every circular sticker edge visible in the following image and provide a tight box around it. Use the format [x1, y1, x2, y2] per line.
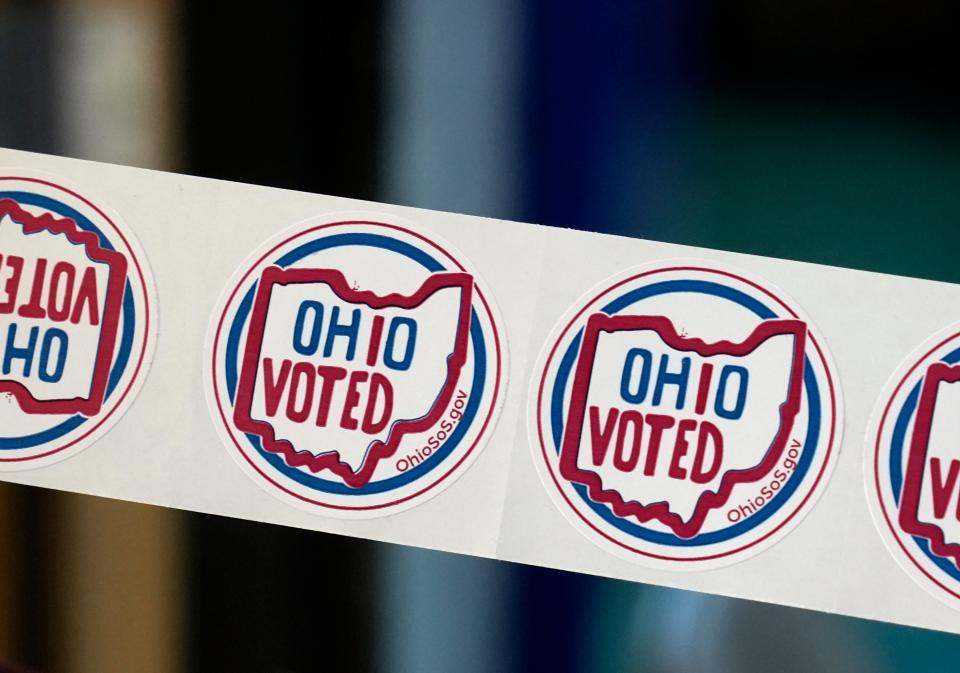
[202, 209, 510, 519]
[526, 257, 845, 570]
[0, 168, 159, 470]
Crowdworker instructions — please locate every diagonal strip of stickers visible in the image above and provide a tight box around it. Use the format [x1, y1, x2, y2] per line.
[6, 154, 960, 627]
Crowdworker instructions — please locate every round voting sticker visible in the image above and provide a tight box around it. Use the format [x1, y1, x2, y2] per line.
[205, 215, 506, 516]
[866, 322, 960, 610]
[0, 174, 156, 468]
[529, 262, 842, 569]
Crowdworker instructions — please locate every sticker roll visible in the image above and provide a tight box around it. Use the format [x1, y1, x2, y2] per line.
[1, 147, 959, 635]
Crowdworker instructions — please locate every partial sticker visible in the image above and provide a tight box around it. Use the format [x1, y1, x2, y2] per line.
[0, 174, 156, 468]
[529, 262, 842, 569]
[205, 216, 506, 516]
[866, 322, 960, 609]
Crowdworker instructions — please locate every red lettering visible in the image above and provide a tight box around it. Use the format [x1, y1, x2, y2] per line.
[930, 457, 960, 520]
[361, 372, 393, 434]
[583, 408, 730, 485]
[691, 421, 723, 484]
[613, 410, 643, 471]
[17, 258, 47, 319]
[47, 261, 75, 322]
[285, 362, 315, 423]
[668, 419, 697, 479]
[0, 254, 23, 314]
[340, 370, 369, 430]
[643, 413, 675, 476]
[262, 358, 291, 417]
[366, 314, 385, 367]
[71, 266, 101, 326]
[255, 361, 398, 439]
[315, 365, 348, 427]
[589, 406, 619, 466]
[695, 363, 713, 415]
[0, 256, 100, 324]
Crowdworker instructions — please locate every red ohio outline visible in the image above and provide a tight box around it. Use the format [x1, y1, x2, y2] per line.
[898, 361, 960, 570]
[0, 197, 127, 416]
[233, 266, 473, 488]
[559, 314, 807, 539]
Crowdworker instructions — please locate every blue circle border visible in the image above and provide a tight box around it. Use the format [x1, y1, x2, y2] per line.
[547, 278, 825, 548]
[886, 344, 960, 583]
[222, 231, 489, 496]
[0, 190, 136, 449]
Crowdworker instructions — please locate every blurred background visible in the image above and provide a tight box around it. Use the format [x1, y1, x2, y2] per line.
[1, 0, 960, 671]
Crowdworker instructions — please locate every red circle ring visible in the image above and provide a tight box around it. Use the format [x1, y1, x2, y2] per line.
[535, 266, 839, 563]
[211, 220, 503, 511]
[0, 176, 152, 463]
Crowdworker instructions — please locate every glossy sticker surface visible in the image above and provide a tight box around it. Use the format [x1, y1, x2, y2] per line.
[205, 216, 506, 516]
[530, 262, 843, 569]
[0, 174, 157, 469]
[866, 321, 960, 609]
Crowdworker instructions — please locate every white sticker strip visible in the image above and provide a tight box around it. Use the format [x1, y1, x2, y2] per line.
[1, 147, 959, 634]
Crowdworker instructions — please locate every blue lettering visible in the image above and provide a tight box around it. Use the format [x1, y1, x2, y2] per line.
[383, 317, 417, 371]
[652, 354, 690, 410]
[293, 301, 324, 355]
[323, 306, 360, 361]
[619, 348, 653, 404]
[3, 323, 38, 378]
[715, 365, 748, 420]
[38, 328, 68, 383]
